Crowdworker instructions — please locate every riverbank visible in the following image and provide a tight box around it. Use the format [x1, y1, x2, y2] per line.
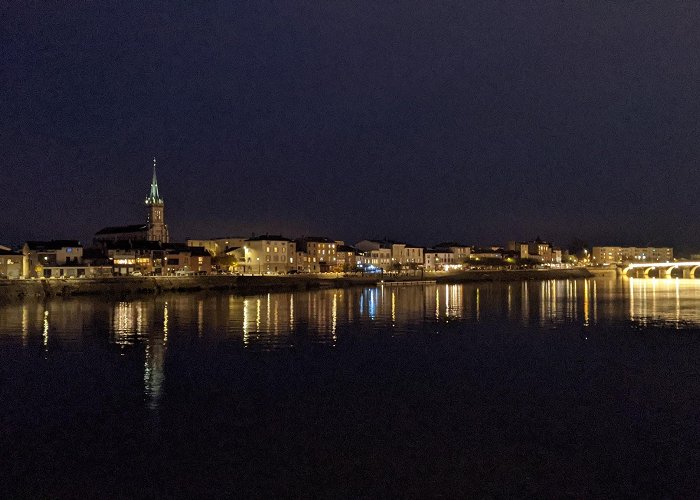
[0, 268, 592, 303]
[435, 267, 592, 283]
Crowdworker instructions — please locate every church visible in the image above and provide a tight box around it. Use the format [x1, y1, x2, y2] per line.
[94, 159, 170, 245]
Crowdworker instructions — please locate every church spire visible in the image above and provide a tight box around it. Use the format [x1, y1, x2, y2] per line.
[146, 157, 163, 205]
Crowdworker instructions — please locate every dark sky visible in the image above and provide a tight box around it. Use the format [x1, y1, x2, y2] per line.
[2, 2, 699, 249]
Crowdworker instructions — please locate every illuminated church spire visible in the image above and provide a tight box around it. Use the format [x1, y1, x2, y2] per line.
[145, 157, 169, 243]
[146, 157, 163, 205]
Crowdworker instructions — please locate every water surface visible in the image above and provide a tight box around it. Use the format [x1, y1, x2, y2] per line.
[2, 278, 700, 497]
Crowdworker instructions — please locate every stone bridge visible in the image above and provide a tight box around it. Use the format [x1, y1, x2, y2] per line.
[622, 262, 700, 278]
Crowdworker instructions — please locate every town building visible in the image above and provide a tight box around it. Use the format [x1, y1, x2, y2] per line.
[104, 240, 166, 276]
[95, 158, 169, 245]
[591, 246, 674, 265]
[81, 248, 114, 277]
[424, 249, 457, 272]
[336, 244, 360, 271]
[186, 237, 246, 257]
[434, 242, 471, 264]
[22, 240, 84, 278]
[355, 239, 424, 270]
[0, 246, 23, 279]
[228, 235, 296, 274]
[296, 237, 337, 273]
[356, 247, 392, 272]
[470, 247, 504, 261]
[165, 245, 212, 275]
[507, 239, 562, 264]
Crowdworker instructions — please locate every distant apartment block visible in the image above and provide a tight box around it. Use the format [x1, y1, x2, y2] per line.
[592, 246, 673, 264]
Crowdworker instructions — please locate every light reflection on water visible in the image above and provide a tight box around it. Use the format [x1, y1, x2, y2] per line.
[3, 279, 700, 349]
[3, 279, 700, 350]
[2, 278, 700, 411]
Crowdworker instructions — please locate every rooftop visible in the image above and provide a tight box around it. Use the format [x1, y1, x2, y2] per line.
[297, 236, 335, 243]
[336, 245, 358, 253]
[246, 234, 294, 242]
[95, 224, 148, 235]
[25, 240, 82, 250]
[105, 240, 163, 251]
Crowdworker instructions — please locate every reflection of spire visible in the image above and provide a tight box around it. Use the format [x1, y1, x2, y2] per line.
[42, 309, 49, 349]
[145, 157, 163, 205]
[144, 301, 167, 411]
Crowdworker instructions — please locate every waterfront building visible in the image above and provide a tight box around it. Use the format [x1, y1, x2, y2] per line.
[591, 246, 673, 264]
[229, 235, 296, 274]
[165, 245, 212, 275]
[356, 247, 392, 271]
[507, 239, 562, 264]
[434, 242, 471, 264]
[424, 249, 457, 272]
[186, 237, 246, 257]
[22, 240, 84, 278]
[355, 239, 424, 270]
[105, 241, 166, 276]
[296, 237, 337, 273]
[95, 158, 169, 245]
[336, 244, 360, 271]
[0, 247, 23, 279]
[470, 247, 504, 261]
[507, 241, 532, 259]
[81, 248, 114, 277]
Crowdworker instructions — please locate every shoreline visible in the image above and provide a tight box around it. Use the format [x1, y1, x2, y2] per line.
[0, 268, 593, 303]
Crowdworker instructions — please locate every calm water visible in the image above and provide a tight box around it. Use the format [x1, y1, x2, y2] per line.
[2, 278, 700, 497]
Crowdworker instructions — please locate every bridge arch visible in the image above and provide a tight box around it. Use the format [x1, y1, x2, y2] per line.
[664, 266, 685, 278]
[644, 266, 659, 278]
[691, 265, 700, 279]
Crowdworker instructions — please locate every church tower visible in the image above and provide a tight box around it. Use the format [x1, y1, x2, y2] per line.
[146, 158, 169, 243]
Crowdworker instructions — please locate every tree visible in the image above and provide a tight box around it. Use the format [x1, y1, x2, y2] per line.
[213, 255, 238, 273]
[568, 238, 589, 260]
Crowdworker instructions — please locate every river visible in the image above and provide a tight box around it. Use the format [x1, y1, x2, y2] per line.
[1, 277, 700, 497]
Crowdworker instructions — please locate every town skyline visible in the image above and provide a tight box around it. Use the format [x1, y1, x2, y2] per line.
[2, 157, 695, 255]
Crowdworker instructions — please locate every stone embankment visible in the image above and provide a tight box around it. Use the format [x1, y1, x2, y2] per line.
[435, 268, 592, 283]
[0, 268, 592, 303]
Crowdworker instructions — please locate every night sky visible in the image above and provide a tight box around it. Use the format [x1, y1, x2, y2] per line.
[3, 2, 699, 250]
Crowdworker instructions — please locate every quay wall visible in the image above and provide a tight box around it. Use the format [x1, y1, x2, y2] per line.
[0, 268, 593, 304]
[435, 268, 592, 283]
